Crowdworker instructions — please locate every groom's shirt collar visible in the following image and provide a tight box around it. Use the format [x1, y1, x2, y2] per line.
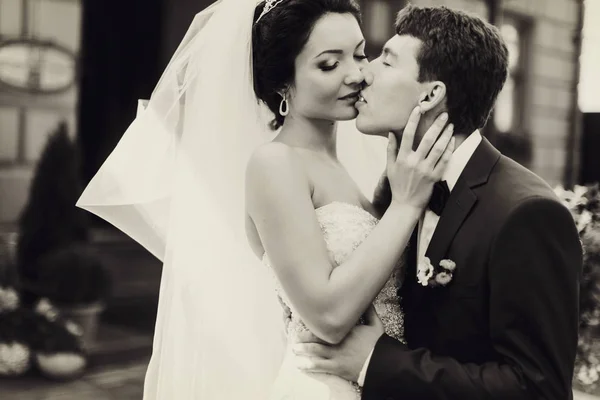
[443, 130, 482, 192]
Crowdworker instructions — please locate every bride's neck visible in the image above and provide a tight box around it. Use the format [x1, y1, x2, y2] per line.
[277, 115, 338, 159]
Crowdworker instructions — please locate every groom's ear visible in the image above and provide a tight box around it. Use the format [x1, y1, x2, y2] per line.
[418, 81, 447, 113]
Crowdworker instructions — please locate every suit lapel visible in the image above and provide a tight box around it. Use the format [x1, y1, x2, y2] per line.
[424, 138, 501, 266]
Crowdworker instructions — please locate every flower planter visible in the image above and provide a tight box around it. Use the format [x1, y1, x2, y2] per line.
[59, 302, 105, 349]
[36, 352, 86, 380]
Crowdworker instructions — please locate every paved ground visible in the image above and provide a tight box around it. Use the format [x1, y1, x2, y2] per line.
[576, 390, 600, 400]
[0, 358, 149, 400]
[1, 360, 597, 400]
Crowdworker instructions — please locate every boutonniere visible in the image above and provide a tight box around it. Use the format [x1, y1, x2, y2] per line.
[417, 257, 456, 287]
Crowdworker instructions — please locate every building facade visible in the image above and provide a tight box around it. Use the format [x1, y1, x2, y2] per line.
[0, 0, 584, 224]
[0, 0, 81, 223]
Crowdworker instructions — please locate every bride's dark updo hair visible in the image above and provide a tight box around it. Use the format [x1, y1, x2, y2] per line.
[252, 0, 361, 130]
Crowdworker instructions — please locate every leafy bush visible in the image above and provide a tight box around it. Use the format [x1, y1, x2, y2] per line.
[33, 245, 111, 306]
[17, 122, 90, 285]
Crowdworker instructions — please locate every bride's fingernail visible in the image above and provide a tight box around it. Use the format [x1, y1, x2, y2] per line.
[440, 113, 448, 121]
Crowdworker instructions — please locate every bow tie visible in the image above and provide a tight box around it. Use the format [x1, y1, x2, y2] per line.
[428, 180, 450, 216]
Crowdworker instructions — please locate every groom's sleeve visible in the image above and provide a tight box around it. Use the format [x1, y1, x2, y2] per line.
[362, 196, 582, 400]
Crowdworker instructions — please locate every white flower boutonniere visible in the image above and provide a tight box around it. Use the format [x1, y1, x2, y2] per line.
[439, 259, 456, 272]
[417, 258, 456, 287]
[417, 257, 434, 286]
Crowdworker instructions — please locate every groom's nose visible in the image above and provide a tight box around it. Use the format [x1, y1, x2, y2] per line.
[362, 65, 374, 86]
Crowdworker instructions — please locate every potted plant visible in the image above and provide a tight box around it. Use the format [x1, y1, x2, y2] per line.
[0, 288, 86, 381]
[33, 245, 111, 348]
[0, 287, 30, 378]
[14, 121, 112, 348]
[30, 298, 87, 381]
[1, 203, 87, 380]
[555, 184, 600, 387]
[0, 234, 30, 378]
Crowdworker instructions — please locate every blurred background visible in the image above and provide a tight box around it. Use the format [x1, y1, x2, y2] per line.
[0, 0, 598, 398]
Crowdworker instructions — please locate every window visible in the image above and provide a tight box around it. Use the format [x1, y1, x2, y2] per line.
[0, 0, 79, 165]
[493, 15, 530, 133]
[361, 0, 406, 57]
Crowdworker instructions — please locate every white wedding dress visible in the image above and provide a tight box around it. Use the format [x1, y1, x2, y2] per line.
[76, 2, 395, 397]
[263, 202, 406, 400]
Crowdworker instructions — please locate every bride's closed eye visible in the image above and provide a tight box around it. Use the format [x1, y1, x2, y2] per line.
[319, 54, 366, 72]
[319, 61, 339, 71]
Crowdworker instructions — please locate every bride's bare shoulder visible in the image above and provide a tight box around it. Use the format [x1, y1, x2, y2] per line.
[250, 141, 295, 161]
[246, 142, 304, 178]
[246, 142, 311, 198]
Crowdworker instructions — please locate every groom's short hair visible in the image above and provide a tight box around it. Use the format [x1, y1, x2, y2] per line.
[395, 5, 509, 135]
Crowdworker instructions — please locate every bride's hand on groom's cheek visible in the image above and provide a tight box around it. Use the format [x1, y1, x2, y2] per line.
[387, 106, 455, 211]
[292, 306, 384, 382]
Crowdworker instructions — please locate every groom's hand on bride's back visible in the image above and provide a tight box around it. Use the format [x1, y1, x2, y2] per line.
[385, 107, 455, 212]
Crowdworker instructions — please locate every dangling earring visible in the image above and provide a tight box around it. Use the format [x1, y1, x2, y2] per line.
[279, 93, 289, 117]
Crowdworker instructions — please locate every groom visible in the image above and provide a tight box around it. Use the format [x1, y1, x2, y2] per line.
[294, 5, 582, 399]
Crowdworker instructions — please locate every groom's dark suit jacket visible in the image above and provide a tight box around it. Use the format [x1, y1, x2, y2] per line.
[364, 138, 582, 400]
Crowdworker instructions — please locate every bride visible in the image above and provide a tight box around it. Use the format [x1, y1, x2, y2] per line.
[77, 0, 453, 398]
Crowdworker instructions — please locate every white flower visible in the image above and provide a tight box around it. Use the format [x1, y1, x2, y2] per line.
[0, 287, 19, 312]
[434, 272, 453, 286]
[577, 364, 600, 386]
[417, 257, 434, 286]
[65, 320, 83, 337]
[554, 186, 570, 207]
[439, 259, 456, 271]
[574, 185, 589, 204]
[577, 209, 593, 233]
[0, 342, 30, 376]
[554, 185, 589, 209]
[35, 298, 59, 322]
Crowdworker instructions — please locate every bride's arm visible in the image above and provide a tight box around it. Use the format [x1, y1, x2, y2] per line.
[246, 148, 415, 345]
[247, 111, 453, 344]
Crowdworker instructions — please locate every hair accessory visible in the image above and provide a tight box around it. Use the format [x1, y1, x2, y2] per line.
[256, 0, 285, 24]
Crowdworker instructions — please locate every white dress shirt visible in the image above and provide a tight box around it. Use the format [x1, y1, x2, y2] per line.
[357, 130, 482, 387]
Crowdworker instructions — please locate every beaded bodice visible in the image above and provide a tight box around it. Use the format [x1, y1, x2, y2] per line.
[263, 201, 405, 343]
